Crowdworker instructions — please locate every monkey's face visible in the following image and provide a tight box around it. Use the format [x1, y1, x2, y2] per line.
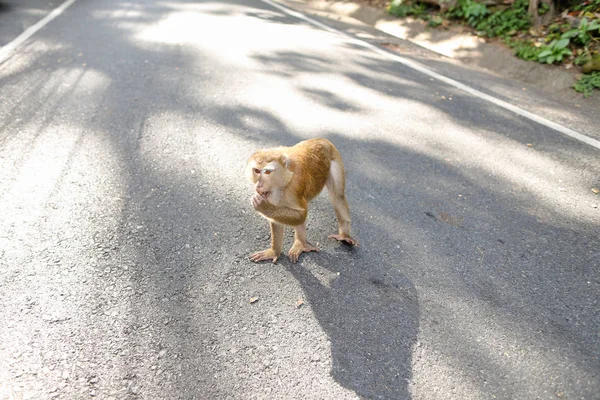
[246, 153, 292, 199]
[248, 161, 281, 198]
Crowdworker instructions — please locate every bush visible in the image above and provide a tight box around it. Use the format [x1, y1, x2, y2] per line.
[573, 72, 600, 97]
[446, 0, 531, 37]
[388, 0, 430, 18]
[561, 18, 600, 46]
[537, 38, 572, 64]
[506, 39, 544, 61]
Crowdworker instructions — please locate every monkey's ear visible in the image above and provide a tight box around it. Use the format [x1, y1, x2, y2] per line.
[280, 155, 291, 169]
[246, 159, 258, 182]
[278, 154, 294, 186]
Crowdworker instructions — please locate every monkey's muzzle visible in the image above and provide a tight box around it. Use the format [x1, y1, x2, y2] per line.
[256, 189, 270, 198]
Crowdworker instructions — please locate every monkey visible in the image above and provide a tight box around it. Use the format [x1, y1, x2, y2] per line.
[246, 138, 357, 264]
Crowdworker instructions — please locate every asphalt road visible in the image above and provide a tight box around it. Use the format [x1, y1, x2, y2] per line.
[1, 0, 599, 399]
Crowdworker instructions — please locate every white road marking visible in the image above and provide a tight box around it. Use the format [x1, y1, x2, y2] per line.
[261, 0, 600, 151]
[0, 0, 80, 65]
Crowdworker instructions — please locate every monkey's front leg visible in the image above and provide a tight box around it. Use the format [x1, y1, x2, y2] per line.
[288, 223, 319, 263]
[250, 221, 284, 263]
[251, 193, 306, 226]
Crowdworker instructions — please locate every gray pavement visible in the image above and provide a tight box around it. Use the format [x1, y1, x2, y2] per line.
[0, 0, 61, 47]
[0, 0, 599, 399]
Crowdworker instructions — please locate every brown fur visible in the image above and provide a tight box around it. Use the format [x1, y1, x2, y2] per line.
[247, 138, 357, 263]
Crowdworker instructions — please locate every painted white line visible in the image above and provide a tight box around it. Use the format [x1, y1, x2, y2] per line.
[261, 0, 600, 151]
[0, 0, 80, 65]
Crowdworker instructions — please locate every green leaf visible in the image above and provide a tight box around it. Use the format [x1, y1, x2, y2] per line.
[561, 30, 578, 39]
[538, 49, 552, 58]
[555, 38, 570, 49]
[547, 55, 556, 64]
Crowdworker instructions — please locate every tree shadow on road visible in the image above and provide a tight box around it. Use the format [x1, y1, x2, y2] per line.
[287, 247, 419, 399]
[2, 0, 599, 398]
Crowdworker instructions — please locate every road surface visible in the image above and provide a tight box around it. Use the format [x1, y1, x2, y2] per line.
[1, 0, 599, 399]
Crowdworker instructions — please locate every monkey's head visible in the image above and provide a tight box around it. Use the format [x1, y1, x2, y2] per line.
[246, 151, 293, 199]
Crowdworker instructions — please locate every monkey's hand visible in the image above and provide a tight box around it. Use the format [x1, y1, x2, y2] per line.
[329, 234, 359, 247]
[251, 194, 306, 226]
[251, 193, 268, 210]
[250, 248, 280, 264]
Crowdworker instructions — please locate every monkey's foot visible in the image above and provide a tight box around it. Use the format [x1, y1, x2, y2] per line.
[288, 242, 320, 263]
[250, 249, 280, 264]
[328, 234, 359, 247]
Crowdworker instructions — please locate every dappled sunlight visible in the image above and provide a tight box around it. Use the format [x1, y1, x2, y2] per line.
[240, 47, 596, 228]
[376, 20, 483, 59]
[0, 123, 82, 226]
[1, 65, 89, 127]
[0, 65, 111, 196]
[393, 123, 598, 226]
[349, 150, 597, 398]
[134, 111, 256, 187]
[0, 121, 129, 262]
[235, 75, 397, 134]
[0, 122, 86, 282]
[411, 344, 489, 399]
[412, 285, 597, 397]
[241, 71, 429, 134]
[134, 1, 345, 68]
[241, 37, 597, 227]
[1, 0, 597, 397]
[0, 122, 133, 393]
[0, 67, 112, 227]
[0, 36, 138, 390]
[90, 2, 146, 20]
[317, 0, 362, 16]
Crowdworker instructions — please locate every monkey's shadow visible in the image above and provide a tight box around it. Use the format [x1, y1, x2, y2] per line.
[285, 247, 419, 399]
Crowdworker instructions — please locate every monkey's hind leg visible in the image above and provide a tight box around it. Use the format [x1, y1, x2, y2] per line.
[288, 223, 319, 263]
[326, 160, 358, 247]
[250, 222, 284, 263]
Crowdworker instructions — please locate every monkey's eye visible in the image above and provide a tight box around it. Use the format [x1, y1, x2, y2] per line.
[253, 168, 260, 174]
[264, 170, 272, 175]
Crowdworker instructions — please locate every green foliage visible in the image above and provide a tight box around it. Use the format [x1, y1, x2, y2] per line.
[411, 2, 428, 17]
[475, 0, 531, 37]
[572, 0, 600, 13]
[574, 49, 592, 65]
[537, 38, 573, 64]
[538, 2, 550, 15]
[392, 0, 533, 38]
[388, 0, 413, 18]
[546, 23, 573, 34]
[445, 0, 484, 21]
[446, 0, 489, 25]
[388, 0, 430, 18]
[428, 15, 444, 27]
[545, 31, 562, 42]
[387, 0, 599, 96]
[506, 39, 544, 61]
[573, 71, 600, 97]
[446, 0, 531, 37]
[562, 18, 600, 46]
[464, 2, 489, 25]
